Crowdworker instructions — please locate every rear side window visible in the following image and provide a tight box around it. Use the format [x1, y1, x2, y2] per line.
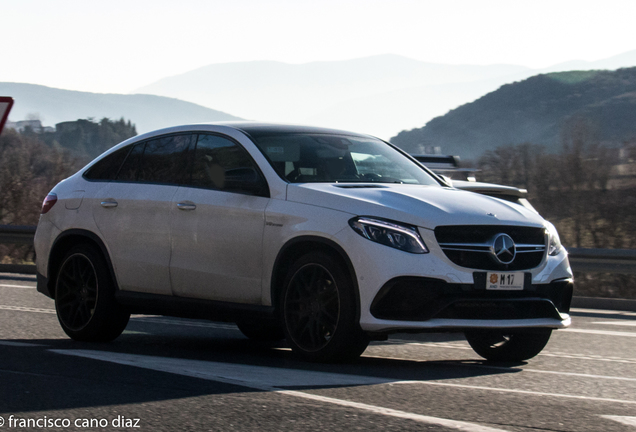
[83, 146, 131, 181]
[190, 134, 268, 196]
[137, 134, 193, 184]
[116, 142, 144, 182]
[115, 134, 194, 184]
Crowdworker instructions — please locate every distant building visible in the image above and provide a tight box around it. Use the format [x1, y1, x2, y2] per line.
[5, 119, 55, 133]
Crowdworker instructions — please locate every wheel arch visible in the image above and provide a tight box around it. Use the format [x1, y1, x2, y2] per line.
[47, 229, 117, 299]
[270, 236, 361, 322]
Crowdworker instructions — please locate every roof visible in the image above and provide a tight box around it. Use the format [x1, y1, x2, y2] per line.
[223, 121, 372, 139]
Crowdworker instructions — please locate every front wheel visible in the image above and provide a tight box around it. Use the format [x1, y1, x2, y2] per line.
[465, 329, 552, 362]
[54, 244, 130, 342]
[281, 252, 369, 362]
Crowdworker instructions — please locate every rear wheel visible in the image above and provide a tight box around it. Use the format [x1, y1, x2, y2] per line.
[465, 329, 552, 362]
[281, 251, 369, 362]
[54, 244, 130, 342]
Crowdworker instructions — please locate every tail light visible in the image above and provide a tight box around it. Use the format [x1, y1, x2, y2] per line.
[41, 193, 58, 214]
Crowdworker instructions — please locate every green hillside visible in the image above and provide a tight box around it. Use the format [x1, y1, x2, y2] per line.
[391, 67, 636, 159]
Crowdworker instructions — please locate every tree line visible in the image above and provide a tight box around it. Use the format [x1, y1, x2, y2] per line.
[475, 116, 635, 298]
[0, 118, 136, 264]
[23, 117, 137, 159]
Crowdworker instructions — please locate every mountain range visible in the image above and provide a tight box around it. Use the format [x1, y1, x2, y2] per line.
[134, 51, 636, 139]
[3, 50, 636, 149]
[391, 67, 636, 160]
[0, 82, 241, 133]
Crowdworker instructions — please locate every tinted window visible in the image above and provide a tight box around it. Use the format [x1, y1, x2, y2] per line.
[138, 134, 193, 184]
[83, 146, 131, 181]
[190, 134, 267, 196]
[116, 141, 144, 182]
[115, 134, 194, 184]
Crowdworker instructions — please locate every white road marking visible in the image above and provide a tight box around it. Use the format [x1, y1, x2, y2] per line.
[448, 362, 636, 383]
[50, 349, 510, 432]
[0, 305, 55, 314]
[562, 328, 636, 337]
[277, 389, 511, 432]
[592, 321, 636, 327]
[538, 352, 636, 364]
[50, 349, 392, 388]
[363, 352, 636, 380]
[0, 341, 46, 347]
[383, 339, 636, 364]
[572, 308, 636, 317]
[391, 381, 636, 405]
[0, 284, 35, 289]
[601, 415, 636, 427]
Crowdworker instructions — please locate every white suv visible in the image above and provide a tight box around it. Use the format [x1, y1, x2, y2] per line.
[35, 123, 573, 362]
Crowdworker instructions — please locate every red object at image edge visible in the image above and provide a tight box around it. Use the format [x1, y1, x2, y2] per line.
[0, 96, 15, 135]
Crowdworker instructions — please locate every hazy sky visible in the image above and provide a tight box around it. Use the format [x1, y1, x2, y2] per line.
[2, 0, 636, 94]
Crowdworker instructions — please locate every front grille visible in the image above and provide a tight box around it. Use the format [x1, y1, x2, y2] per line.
[435, 225, 546, 271]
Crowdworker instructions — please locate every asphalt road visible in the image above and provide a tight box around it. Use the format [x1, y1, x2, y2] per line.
[1, 273, 635, 432]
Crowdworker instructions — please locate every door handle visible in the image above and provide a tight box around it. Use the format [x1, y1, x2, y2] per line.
[100, 200, 118, 208]
[177, 202, 196, 211]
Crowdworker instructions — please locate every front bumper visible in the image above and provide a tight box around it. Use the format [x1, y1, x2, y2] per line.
[333, 224, 573, 334]
[362, 276, 572, 334]
[370, 277, 573, 321]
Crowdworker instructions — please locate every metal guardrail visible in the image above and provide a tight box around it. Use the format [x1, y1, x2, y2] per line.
[0, 225, 37, 274]
[567, 248, 636, 275]
[0, 225, 635, 274]
[0, 225, 36, 245]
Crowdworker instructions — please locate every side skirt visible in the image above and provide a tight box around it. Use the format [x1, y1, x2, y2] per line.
[115, 291, 276, 324]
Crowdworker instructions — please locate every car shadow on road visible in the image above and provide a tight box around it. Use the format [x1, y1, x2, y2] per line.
[0, 333, 525, 415]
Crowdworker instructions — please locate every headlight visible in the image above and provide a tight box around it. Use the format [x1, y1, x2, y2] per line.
[545, 221, 563, 256]
[349, 217, 428, 254]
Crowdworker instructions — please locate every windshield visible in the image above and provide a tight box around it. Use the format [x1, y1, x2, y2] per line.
[250, 133, 439, 185]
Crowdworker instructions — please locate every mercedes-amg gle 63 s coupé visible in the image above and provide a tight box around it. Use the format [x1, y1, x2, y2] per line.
[35, 123, 573, 362]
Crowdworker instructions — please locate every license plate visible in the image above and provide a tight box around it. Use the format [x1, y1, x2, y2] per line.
[486, 272, 525, 290]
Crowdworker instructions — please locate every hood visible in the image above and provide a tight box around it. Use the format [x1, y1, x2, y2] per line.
[286, 183, 545, 230]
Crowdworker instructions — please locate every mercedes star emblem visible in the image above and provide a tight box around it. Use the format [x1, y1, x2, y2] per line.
[491, 233, 516, 265]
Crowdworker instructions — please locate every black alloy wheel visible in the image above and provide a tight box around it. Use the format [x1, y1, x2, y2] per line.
[285, 263, 340, 352]
[55, 244, 130, 342]
[56, 252, 98, 331]
[282, 252, 369, 362]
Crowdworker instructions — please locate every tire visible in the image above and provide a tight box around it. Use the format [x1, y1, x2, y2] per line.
[54, 244, 130, 342]
[281, 251, 369, 362]
[465, 329, 552, 362]
[237, 320, 285, 342]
